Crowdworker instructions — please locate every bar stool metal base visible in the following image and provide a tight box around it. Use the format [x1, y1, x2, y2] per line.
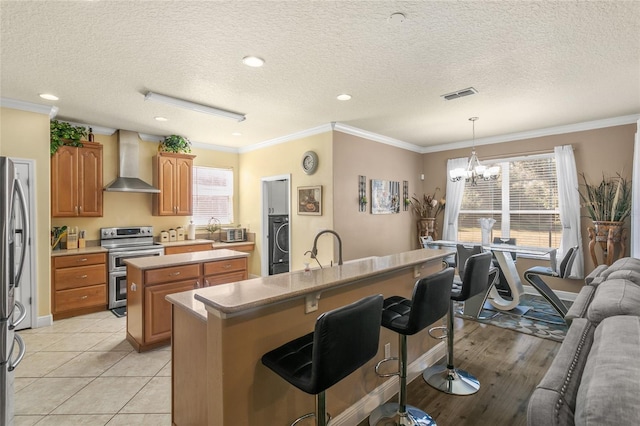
[422, 364, 480, 396]
[369, 403, 436, 426]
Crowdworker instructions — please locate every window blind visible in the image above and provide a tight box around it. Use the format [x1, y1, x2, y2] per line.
[192, 166, 234, 225]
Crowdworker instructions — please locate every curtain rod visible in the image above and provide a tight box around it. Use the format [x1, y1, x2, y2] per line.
[450, 146, 574, 162]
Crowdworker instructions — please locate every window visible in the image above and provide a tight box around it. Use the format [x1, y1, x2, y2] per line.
[192, 166, 234, 225]
[457, 154, 561, 248]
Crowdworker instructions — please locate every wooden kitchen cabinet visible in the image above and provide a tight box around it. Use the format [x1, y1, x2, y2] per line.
[52, 252, 107, 320]
[164, 242, 212, 255]
[203, 257, 248, 286]
[153, 152, 195, 216]
[51, 142, 103, 217]
[126, 252, 248, 352]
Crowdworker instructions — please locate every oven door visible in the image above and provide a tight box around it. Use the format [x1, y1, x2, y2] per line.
[109, 272, 128, 309]
[109, 248, 164, 271]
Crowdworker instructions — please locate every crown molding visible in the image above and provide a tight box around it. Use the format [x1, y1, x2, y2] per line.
[139, 133, 239, 153]
[332, 122, 424, 153]
[421, 114, 640, 153]
[238, 123, 333, 153]
[0, 97, 58, 118]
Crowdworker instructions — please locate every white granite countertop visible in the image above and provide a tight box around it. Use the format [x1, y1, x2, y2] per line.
[176, 248, 453, 317]
[124, 248, 249, 270]
[51, 246, 108, 257]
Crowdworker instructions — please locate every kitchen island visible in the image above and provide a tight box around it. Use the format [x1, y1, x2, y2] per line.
[167, 247, 453, 425]
[124, 249, 249, 352]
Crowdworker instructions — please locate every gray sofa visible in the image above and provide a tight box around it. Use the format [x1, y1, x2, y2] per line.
[527, 257, 640, 426]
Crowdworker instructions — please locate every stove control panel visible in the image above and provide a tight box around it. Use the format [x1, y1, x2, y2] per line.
[101, 226, 154, 240]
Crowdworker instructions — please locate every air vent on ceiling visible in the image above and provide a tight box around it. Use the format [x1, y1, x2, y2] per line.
[441, 87, 478, 101]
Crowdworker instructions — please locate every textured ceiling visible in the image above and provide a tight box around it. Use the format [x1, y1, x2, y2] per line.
[1, 1, 639, 151]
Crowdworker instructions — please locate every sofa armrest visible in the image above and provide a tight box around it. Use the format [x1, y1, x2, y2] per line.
[527, 318, 595, 426]
[565, 286, 596, 325]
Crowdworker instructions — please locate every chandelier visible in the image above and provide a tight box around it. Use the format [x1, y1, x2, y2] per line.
[449, 117, 500, 186]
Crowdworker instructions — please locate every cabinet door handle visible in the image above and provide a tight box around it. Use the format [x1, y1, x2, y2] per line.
[169, 271, 181, 276]
[78, 274, 88, 279]
[75, 206, 78, 214]
[205, 279, 209, 287]
[79, 205, 82, 213]
[195, 281, 200, 288]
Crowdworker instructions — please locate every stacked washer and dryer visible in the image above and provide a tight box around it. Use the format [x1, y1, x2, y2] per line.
[268, 215, 289, 275]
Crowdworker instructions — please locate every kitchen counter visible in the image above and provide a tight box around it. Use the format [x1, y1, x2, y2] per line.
[124, 248, 248, 270]
[166, 247, 454, 425]
[50, 246, 107, 257]
[191, 248, 452, 317]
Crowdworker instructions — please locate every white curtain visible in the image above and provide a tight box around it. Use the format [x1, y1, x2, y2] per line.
[554, 145, 584, 278]
[442, 157, 468, 241]
[632, 119, 640, 259]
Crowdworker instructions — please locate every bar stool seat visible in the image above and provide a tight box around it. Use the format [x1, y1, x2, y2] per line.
[423, 252, 495, 396]
[369, 267, 455, 426]
[262, 294, 383, 426]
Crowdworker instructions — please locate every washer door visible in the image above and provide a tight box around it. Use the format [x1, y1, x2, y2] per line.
[274, 222, 289, 258]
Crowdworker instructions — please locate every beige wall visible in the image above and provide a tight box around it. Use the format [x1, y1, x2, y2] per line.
[0, 108, 51, 317]
[333, 132, 425, 259]
[238, 132, 333, 274]
[422, 123, 636, 283]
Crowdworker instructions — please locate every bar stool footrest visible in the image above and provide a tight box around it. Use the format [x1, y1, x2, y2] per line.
[369, 403, 437, 426]
[428, 325, 447, 340]
[374, 356, 399, 378]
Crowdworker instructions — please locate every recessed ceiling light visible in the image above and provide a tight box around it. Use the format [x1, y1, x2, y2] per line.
[154, 116, 168, 122]
[337, 94, 352, 101]
[39, 93, 59, 101]
[242, 56, 265, 67]
[232, 132, 242, 136]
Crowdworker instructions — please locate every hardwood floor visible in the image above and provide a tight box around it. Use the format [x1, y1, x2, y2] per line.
[361, 317, 561, 426]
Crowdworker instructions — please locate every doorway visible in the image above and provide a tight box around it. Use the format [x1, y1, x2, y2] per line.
[261, 175, 291, 276]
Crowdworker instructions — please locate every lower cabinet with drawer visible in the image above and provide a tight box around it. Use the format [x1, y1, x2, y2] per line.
[126, 252, 248, 352]
[52, 252, 107, 320]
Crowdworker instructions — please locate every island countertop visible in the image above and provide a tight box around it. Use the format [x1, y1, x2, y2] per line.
[124, 248, 249, 270]
[183, 248, 453, 317]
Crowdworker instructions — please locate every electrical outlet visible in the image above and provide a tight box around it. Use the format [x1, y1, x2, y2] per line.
[414, 265, 421, 278]
[305, 292, 320, 313]
[384, 342, 391, 358]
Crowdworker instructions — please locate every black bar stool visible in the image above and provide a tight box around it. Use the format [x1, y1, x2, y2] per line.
[422, 252, 494, 395]
[369, 267, 455, 426]
[261, 294, 383, 426]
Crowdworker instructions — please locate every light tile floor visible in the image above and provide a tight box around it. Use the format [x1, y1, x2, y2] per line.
[14, 310, 172, 426]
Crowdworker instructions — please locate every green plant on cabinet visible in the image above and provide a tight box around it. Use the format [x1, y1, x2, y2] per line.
[50, 119, 88, 155]
[160, 135, 192, 154]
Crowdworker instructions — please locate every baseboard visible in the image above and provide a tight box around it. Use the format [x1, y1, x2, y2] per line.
[36, 314, 53, 329]
[331, 341, 446, 426]
[522, 285, 578, 302]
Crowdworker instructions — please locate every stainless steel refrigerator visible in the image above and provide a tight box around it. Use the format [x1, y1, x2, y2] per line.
[0, 157, 29, 426]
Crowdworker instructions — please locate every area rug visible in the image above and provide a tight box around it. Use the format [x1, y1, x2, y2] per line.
[457, 294, 570, 342]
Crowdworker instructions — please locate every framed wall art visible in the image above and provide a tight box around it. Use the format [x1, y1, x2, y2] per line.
[371, 179, 400, 214]
[297, 185, 322, 215]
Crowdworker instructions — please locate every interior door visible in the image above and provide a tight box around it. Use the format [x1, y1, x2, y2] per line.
[12, 160, 34, 330]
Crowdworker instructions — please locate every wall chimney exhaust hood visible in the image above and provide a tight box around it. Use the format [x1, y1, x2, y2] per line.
[104, 130, 160, 193]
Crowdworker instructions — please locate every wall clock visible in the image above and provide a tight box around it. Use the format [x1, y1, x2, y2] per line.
[301, 150, 318, 175]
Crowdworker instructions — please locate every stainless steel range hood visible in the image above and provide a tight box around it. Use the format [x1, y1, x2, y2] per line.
[104, 130, 160, 193]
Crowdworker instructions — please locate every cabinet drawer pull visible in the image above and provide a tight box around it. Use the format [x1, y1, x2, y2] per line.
[78, 274, 88, 279]
[223, 263, 232, 269]
[80, 295, 88, 300]
[169, 271, 181, 276]
[77, 258, 88, 262]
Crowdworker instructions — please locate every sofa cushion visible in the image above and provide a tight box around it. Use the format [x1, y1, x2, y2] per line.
[575, 316, 640, 426]
[527, 318, 595, 426]
[586, 279, 640, 324]
[584, 264, 609, 285]
[606, 269, 640, 286]
[600, 257, 640, 279]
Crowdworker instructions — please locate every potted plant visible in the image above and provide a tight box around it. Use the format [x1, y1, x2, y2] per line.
[579, 172, 632, 265]
[159, 135, 192, 154]
[50, 119, 88, 155]
[410, 188, 446, 241]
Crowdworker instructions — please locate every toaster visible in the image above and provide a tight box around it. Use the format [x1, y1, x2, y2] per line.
[221, 228, 246, 242]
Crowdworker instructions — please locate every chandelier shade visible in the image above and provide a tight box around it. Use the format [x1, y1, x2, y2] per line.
[449, 117, 500, 186]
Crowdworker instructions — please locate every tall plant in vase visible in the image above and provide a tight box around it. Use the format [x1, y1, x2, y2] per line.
[410, 188, 446, 241]
[579, 172, 631, 265]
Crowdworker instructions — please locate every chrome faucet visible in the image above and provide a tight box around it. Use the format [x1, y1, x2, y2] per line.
[310, 230, 343, 267]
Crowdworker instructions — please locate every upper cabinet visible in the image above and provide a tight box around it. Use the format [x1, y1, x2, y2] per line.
[268, 180, 288, 215]
[51, 143, 103, 217]
[153, 152, 196, 216]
